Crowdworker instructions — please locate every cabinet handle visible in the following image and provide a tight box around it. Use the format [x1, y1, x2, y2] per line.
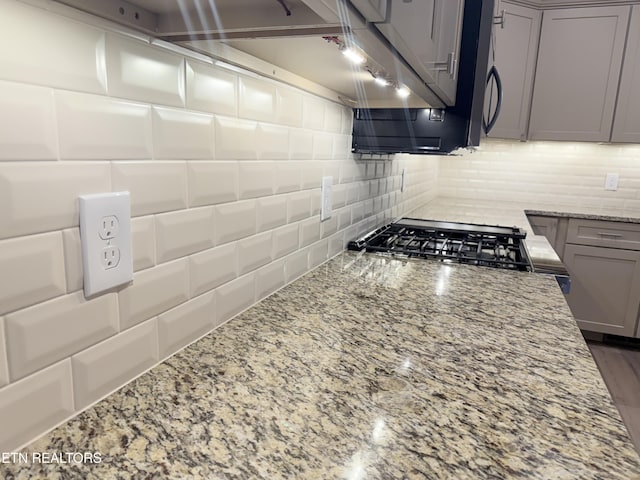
[598, 232, 623, 238]
[431, 52, 456, 78]
[493, 10, 506, 29]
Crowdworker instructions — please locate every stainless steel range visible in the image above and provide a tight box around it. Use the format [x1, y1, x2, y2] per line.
[348, 218, 532, 272]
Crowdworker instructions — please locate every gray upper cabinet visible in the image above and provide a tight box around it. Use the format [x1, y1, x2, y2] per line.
[528, 6, 630, 142]
[612, 5, 640, 143]
[349, 0, 387, 22]
[485, 1, 541, 140]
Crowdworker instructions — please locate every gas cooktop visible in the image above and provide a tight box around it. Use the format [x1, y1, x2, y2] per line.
[348, 218, 532, 271]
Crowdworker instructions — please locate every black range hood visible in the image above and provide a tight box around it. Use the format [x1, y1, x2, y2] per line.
[351, 0, 495, 155]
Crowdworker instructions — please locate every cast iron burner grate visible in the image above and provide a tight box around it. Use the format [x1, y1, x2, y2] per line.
[348, 218, 532, 271]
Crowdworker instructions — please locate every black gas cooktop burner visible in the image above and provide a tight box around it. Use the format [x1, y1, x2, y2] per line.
[348, 218, 532, 271]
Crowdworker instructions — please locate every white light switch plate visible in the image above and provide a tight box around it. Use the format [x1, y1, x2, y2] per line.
[79, 192, 133, 297]
[605, 173, 619, 191]
[321, 176, 333, 221]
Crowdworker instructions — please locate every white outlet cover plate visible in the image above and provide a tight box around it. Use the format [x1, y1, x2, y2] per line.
[321, 176, 333, 221]
[605, 173, 619, 191]
[79, 192, 133, 297]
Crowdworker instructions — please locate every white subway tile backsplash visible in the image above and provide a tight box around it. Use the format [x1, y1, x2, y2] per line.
[328, 232, 345, 258]
[155, 207, 214, 263]
[0, 233, 66, 316]
[275, 162, 302, 194]
[300, 216, 321, 247]
[337, 207, 352, 230]
[186, 60, 238, 116]
[214, 200, 256, 244]
[255, 259, 286, 301]
[320, 216, 338, 239]
[112, 162, 187, 217]
[313, 132, 334, 160]
[56, 91, 152, 160]
[303, 97, 325, 130]
[238, 232, 273, 275]
[257, 196, 287, 232]
[257, 124, 289, 160]
[309, 239, 328, 268]
[5, 291, 118, 380]
[118, 259, 189, 330]
[301, 161, 323, 189]
[342, 107, 352, 135]
[273, 224, 299, 259]
[288, 191, 311, 222]
[239, 76, 276, 122]
[238, 162, 275, 199]
[62, 228, 82, 293]
[131, 216, 156, 271]
[311, 189, 321, 216]
[0, 1, 106, 94]
[285, 249, 309, 282]
[332, 184, 347, 209]
[276, 87, 303, 127]
[107, 33, 185, 107]
[333, 135, 350, 160]
[290, 129, 314, 160]
[0, 162, 111, 239]
[152, 107, 215, 160]
[324, 103, 343, 134]
[0, 318, 8, 388]
[189, 243, 237, 297]
[216, 273, 255, 323]
[188, 161, 238, 207]
[0, 360, 74, 452]
[0, 81, 57, 160]
[215, 116, 258, 160]
[72, 319, 158, 410]
[157, 292, 215, 359]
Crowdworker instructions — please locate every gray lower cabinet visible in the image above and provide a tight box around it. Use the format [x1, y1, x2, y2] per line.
[563, 244, 640, 337]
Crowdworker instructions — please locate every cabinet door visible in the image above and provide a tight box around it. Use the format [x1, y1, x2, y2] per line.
[350, 0, 387, 22]
[528, 6, 630, 142]
[527, 215, 558, 246]
[563, 244, 640, 336]
[485, 2, 541, 140]
[611, 5, 640, 143]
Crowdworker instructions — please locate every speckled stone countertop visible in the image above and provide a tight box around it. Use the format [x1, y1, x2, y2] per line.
[3, 251, 640, 479]
[525, 208, 640, 224]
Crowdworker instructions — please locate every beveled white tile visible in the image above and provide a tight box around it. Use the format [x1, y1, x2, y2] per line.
[333, 135, 350, 160]
[275, 162, 301, 194]
[324, 162, 341, 184]
[214, 200, 256, 244]
[0, 81, 57, 160]
[5, 291, 118, 381]
[107, 33, 185, 107]
[311, 189, 321, 216]
[321, 216, 338, 239]
[0, 1, 106, 94]
[0, 318, 8, 388]
[300, 216, 321, 247]
[238, 162, 275, 199]
[342, 107, 353, 135]
[72, 319, 158, 410]
[290, 129, 314, 160]
[309, 239, 328, 268]
[62, 228, 82, 293]
[155, 207, 214, 263]
[112, 161, 187, 217]
[152, 107, 214, 159]
[287, 191, 311, 223]
[328, 232, 345, 258]
[56, 91, 152, 160]
[313, 132, 334, 160]
[157, 292, 215, 359]
[0, 360, 74, 452]
[257, 123, 289, 160]
[256, 259, 286, 301]
[276, 87, 303, 127]
[239, 76, 276, 122]
[301, 161, 323, 189]
[215, 116, 257, 160]
[189, 243, 238, 297]
[118, 259, 189, 330]
[238, 232, 273, 275]
[273, 224, 299, 259]
[257, 196, 287, 232]
[324, 103, 343, 133]
[0, 162, 111, 239]
[285, 249, 309, 282]
[337, 206, 352, 230]
[188, 161, 238, 207]
[346, 184, 359, 204]
[0, 233, 66, 316]
[186, 60, 238, 116]
[131, 216, 156, 271]
[215, 273, 255, 323]
[352, 202, 364, 223]
[302, 97, 325, 130]
[332, 184, 347, 209]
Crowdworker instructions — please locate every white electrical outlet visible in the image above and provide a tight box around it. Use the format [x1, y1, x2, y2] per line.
[79, 192, 133, 297]
[321, 176, 333, 221]
[605, 173, 619, 191]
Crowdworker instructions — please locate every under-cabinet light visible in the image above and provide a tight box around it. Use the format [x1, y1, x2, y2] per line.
[374, 76, 390, 86]
[341, 46, 366, 65]
[396, 86, 410, 98]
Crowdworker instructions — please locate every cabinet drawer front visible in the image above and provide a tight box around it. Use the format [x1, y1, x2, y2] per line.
[567, 219, 640, 249]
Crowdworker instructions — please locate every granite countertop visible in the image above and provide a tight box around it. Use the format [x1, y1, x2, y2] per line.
[524, 208, 640, 224]
[3, 250, 640, 479]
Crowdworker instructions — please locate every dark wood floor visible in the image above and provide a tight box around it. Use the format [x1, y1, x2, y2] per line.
[588, 340, 640, 453]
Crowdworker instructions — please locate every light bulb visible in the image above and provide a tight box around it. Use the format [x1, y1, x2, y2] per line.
[341, 47, 366, 64]
[374, 76, 390, 86]
[396, 86, 410, 98]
